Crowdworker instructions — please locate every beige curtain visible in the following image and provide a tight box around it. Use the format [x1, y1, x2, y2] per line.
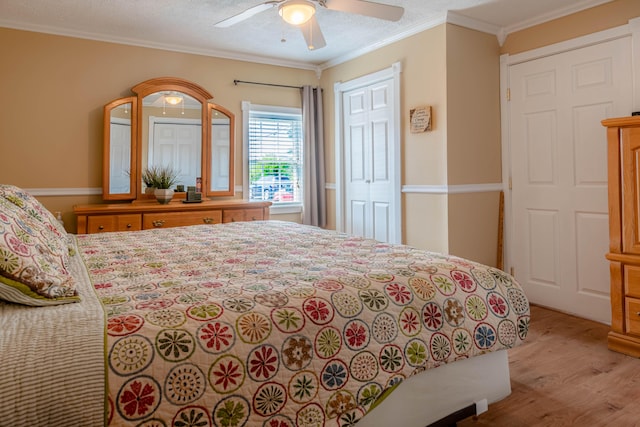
[301, 86, 326, 228]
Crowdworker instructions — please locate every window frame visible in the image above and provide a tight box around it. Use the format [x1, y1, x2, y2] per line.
[242, 101, 303, 214]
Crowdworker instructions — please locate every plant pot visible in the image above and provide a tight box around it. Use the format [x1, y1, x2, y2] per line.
[154, 188, 174, 204]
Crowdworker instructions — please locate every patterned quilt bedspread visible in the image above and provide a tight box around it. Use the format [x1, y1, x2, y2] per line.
[75, 220, 530, 426]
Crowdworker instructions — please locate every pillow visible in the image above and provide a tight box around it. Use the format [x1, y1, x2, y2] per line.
[0, 195, 78, 306]
[0, 184, 68, 238]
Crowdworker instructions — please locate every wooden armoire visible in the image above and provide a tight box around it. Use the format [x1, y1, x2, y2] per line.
[603, 116, 640, 357]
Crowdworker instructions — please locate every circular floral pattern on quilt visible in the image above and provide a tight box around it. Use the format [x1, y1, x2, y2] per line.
[155, 329, 196, 362]
[343, 319, 370, 351]
[357, 382, 382, 409]
[315, 326, 342, 359]
[109, 334, 154, 376]
[236, 312, 272, 344]
[187, 303, 224, 322]
[254, 290, 289, 308]
[108, 314, 144, 336]
[326, 390, 357, 419]
[212, 395, 250, 427]
[263, 414, 295, 427]
[296, 402, 325, 427]
[421, 302, 444, 331]
[271, 306, 305, 334]
[209, 355, 245, 394]
[164, 363, 206, 405]
[224, 297, 256, 313]
[253, 381, 287, 417]
[338, 275, 370, 290]
[145, 308, 186, 328]
[507, 288, 530, 315]
[172, 406, 211, 427]
[398, 306, 422, 337]
[474, 322, 497, 350]
[116, 375, 162, 421]
[404, 338, 428, 367]
[451, 327, 472, 356]
[497, 319, 517, 347]
[331, 290, 363, 318]
[465, 295, 488, 321]
[247, 344, 280, 382]
[408, 276, 436, 301]
[288, 370, 319, 404]
[487, 291, 510, 318]
[358, 289, 389, 311]
[321, 359, 349, 390]
[471, 268, 497, 290]
[384, 282, 414, 306]
[371, 312, 398, 343]
[379, 344, 404, 373]
[281, 335, 313, 371]
[197, 321, 235, 354]
[430, 332, 452, 361]
[349, 351, 379, 382]
[451, 270, 477, 293]
[303, 297, 335, 325]
[443, 298, 465, 327]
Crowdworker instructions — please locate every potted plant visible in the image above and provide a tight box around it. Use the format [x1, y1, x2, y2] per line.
[144, 165, 179, 204]
[141, 168, 156, 194]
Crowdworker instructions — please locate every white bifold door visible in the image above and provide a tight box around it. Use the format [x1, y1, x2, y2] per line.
[508, 36, 632, 323]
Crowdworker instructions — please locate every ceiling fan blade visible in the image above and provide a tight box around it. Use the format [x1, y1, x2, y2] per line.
[300, 15, 326, 50]
[214, 2, 278, 28]
[323, 0, 404, 21]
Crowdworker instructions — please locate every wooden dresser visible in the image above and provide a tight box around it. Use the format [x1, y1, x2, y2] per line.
[74, 200, 271, 234]
[603, 116, 640, 357]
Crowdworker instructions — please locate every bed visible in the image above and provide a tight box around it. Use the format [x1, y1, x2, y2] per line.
[0, 185, 530, 427]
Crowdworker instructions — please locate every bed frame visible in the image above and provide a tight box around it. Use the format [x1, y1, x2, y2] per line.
[359, 350, 511, 427]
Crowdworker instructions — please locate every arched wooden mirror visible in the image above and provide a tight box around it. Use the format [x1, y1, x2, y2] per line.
[102, 77, 235, 200]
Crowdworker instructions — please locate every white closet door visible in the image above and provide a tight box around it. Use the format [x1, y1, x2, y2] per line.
[343, 78, 397, 243]
[509, 36, 632, 323]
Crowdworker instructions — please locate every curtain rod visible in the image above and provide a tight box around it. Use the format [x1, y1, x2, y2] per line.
[233, 79, 302, 89]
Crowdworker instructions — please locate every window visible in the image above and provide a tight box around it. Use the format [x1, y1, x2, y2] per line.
[243, 102, 303, 207]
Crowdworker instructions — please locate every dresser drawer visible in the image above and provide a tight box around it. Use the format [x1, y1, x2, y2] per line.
[626, 297, 640, 337]
[143, 210, 222, 229]
[86, 214, 142, 233]
[222, 208, 264, 223]
[625, 265, 640, 298]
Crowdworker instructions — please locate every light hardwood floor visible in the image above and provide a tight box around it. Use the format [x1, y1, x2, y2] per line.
[458, 305, 640, 427]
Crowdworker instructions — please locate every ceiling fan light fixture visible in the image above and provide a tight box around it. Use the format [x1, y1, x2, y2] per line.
[279, 0, 315, 26]
[164, 92, 183, 105]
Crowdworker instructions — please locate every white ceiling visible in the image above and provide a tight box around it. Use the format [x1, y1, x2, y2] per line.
[0, 0, 612, 70]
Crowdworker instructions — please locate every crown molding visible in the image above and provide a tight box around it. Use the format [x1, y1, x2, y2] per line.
[0, 19, 320, 72]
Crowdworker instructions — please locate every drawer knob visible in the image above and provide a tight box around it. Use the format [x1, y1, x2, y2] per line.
[203, 217, 214, 224]
[152, 220, 165, 227]
[251, 216, 257, 221]
[98, 225, 104, 230]
[126, 223, 132, 228]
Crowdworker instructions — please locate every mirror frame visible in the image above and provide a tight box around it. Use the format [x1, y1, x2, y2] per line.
[102, 77, 235, 201]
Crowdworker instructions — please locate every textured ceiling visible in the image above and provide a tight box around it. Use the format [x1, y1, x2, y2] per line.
[0, 0, 612, 69]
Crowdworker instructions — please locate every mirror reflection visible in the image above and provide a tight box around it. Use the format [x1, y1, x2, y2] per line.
[108, 102, 132, 194]
[211, 109, 231, 192]
[142, 91, 202, 191]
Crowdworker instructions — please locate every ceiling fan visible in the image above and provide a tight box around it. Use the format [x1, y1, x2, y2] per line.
[214, 0, 404, 51]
